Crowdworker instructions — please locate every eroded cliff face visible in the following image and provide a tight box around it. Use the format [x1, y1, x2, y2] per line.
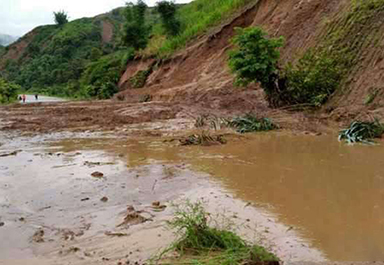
[118, 0, 384, 122]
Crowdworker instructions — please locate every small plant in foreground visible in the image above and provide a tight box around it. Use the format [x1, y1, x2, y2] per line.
[339, 119, 384, 144]
[228, 114, 277, 134]
[154, 201, 279, 264]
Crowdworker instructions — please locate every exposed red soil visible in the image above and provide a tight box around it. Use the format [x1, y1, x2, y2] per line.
[116, 0, 384, 124]
[0, 31, 36, 69]
[101, 20, 114, 44]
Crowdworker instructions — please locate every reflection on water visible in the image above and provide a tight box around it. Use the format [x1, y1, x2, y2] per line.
[54, 133, 384, 261]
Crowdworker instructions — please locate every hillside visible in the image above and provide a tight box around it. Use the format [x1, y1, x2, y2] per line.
[2, 0, 384, 123]
[0, 7, 128, 98]
[115, 0, 384, 123]
[0, 33, 19, 46]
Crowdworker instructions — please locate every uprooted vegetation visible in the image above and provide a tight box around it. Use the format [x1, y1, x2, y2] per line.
[154, 201, 279, 264]
[194, 114, 278, 134]
[228, 114, 277, 133]
[339, 119, 384, 144]
[179, 131, 227, 146]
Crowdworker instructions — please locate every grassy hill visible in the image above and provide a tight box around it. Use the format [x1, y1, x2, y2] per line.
[0, 7, 129, 98]
[0, 0, 255, 99]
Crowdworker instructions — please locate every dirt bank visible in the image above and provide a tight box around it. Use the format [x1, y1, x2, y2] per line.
[116, 0, 384, 123]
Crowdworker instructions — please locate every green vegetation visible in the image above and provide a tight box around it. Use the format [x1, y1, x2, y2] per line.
[0, 0, 256, 99]
[1, 10, 126, 99]
[157, 1, 181, 37]
[228, 27, 343, 108]
[147, 0, 253, 56]
[228, 27, 284, 88]
[339, 119, 384, 144]
[121, 0, 150, 50]
[155, 201, 279, 264]
[283, 50, 343, 107]
[54, 11, 69, 26]
[0, 78, 20, 104]
[228, 114, 277, 133]
[129, 68, 152, 88]
[81, 50, 134, 99]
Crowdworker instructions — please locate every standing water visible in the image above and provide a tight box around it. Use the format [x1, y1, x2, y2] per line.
[17, 95, 65, 103]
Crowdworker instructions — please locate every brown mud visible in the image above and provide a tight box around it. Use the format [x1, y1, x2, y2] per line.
[0, 131, 326, 265]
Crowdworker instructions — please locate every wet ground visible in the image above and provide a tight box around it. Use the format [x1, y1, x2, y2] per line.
[1, 128, 384, 264]
[1, 97, 383, 264]
[0, 132, 325, 265]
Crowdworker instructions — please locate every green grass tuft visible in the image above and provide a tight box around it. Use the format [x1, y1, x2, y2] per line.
[153, 201, 279, 265]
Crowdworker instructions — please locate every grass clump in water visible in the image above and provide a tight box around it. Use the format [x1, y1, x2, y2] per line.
[228, 114, 277, 134]
[155, 201, 279, 264]
[179, 131, 226, 146]
[339, 119, 384, 144]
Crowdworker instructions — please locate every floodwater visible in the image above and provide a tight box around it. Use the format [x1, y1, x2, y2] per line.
[80, 133, 384, 261]
[0, 132, 324, 264]
[1, 131, 384, 263]
[17, 95, 65, 103]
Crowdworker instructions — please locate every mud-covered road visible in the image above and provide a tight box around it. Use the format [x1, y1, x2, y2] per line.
[0, 132, 323, 265]
[0, 99, 328, 264]
[2, 99, 384, 264]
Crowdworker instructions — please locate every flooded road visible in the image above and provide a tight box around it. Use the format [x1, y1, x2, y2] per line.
[0, 132, 323, 264]
[17, 95, 65, 104]
[75, 133, 384, 261]
[1, 131, 384, 263]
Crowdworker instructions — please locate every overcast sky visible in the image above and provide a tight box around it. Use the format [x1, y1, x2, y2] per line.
[0, 0, 190, 37]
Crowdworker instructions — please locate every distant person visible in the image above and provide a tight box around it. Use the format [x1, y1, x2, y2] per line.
[18, 96, 22, 101]
[35, 94, 38, 101]
[22, 94, 26, 103]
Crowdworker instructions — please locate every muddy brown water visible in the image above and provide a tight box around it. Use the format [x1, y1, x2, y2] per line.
[1, 131, 383, 263]
[67, 133, 384, 261]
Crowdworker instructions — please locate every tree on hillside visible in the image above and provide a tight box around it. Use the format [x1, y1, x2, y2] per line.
[54, 11, 69, 26]
[157, 1, 180, 37]
[228, 27, 284, 107]
[122, 0, 150, 50]
[0, 78, 20, 104]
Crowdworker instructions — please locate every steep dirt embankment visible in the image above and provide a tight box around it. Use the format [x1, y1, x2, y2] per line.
[118, 0, 384, 122]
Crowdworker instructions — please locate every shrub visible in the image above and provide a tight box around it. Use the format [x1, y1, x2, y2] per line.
[80, 50, 133, 99]
[122, 0, 150, 50]
[0, 78, 20, 104]
[283, 50, 342, 107]
[54, 11, 69, 26]
[157, 1, 181, 37]
[89, 47, 102, 61]
[129, 69, 152, 88]
[228, 27, 284, 88]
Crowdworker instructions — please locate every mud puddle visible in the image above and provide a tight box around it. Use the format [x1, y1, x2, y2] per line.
[49, 133, 384, 261]
[0, 132, 325, 264]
